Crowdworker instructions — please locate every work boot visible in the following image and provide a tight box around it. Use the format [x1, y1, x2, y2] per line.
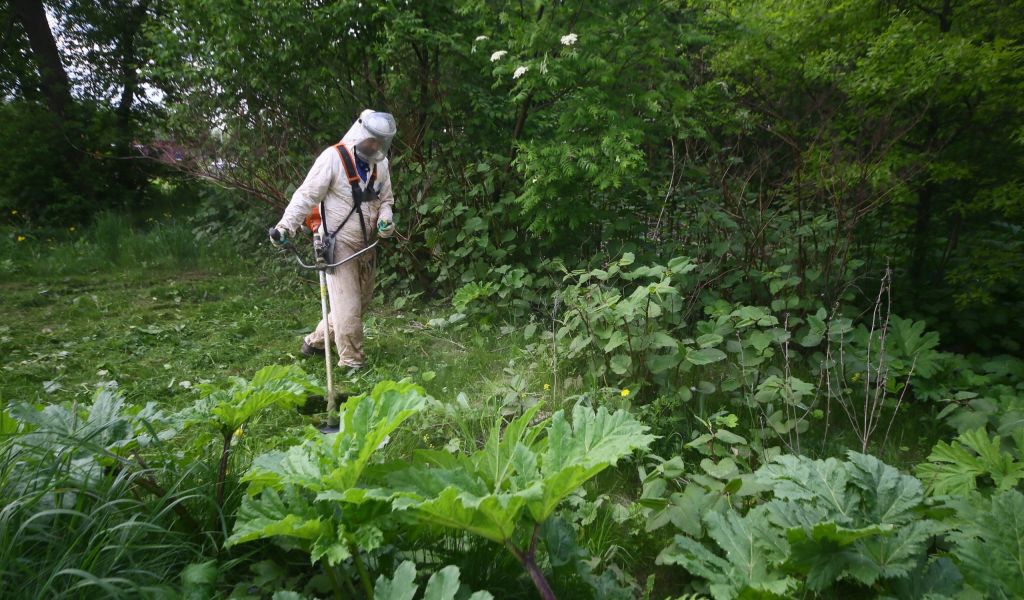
[301, 341, 325, 357]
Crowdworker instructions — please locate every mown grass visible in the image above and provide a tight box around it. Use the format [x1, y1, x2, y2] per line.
[1, 226, 554, 435]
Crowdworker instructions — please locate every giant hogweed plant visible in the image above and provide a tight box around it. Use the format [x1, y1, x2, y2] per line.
[913, 428, 1024, 598]
[916, 427, 1024, 497]
[227, 380, 429, 599]
[656, 452, 950, 599]
[181, 364, 322, 506]
[388, 402, 655, 600]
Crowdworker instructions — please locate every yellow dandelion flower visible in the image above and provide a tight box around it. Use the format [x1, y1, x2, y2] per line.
[544, 383, 551, 391]
[620, 388, 630, 397]
[11, 209, 17, 215]
[17, 235, 26, 242]
[69, 226, 76, 232]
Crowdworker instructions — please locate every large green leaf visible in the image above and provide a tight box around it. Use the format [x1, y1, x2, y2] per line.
[947, 490, 1024, 599]
[374, 561, 417, 600]
[916, 428, 1024, 496]
[393, 403, 654, 546]
[472, 403, 547, 490]
[394, 485, 527, 544]
[230, 380, 428, 560]
[609, 353, 632, 375]
[757, 452, 938, 590]
[846, 451, 924, 525]
[757, 455, 856, 523]
[884, 556, 963, 600]
[227, 486, 324, 547]
[180, 561, 219, 600]
[656, 505, 796, 600]
[686, 347, 727, 366]
[374, 560, 494, 600]
[8, 386, 176, 485]
[242, 380, 427, 496]
[196, 364, 322, 432]
[532, 404, 656, 521]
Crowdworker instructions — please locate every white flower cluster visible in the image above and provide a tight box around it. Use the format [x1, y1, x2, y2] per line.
[513, 66, 529, 79]
[560, 33, 578, 46]
[490, 50, 507, 62]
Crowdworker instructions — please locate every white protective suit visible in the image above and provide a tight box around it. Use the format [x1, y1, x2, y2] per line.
[275, 110, 396, 367]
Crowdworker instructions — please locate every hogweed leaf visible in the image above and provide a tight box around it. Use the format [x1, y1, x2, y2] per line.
[759, 453, 938, 590]
[227, 487, 323, 547]
[757, 455, 854, 523]
[374, 561, 417, 600]
[394, 403, 653, 546]
[202, 365, 322, 432]
[656, 505, 796, 600]
[846, 451, 924, 524]
[231, 381, 427, 557]
[422, 565, 461, 600]
[947, 490, 1024, 599]
[396, 486, 526, 544]
[475, 402, 545, 490]
[916, 428, 1024, 496]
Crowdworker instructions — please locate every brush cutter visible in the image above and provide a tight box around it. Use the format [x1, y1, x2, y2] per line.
[269, 208, 387, 431]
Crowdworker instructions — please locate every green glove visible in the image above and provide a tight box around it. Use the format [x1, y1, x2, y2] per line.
[377, 219, 393, 234]
[269, 227, 288, 247]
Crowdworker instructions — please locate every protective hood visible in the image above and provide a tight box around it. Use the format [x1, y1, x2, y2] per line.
[340, 109, 397, 164]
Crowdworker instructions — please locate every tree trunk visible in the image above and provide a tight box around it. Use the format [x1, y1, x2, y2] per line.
[116, 1, 150, 135]
[10, 0, 73, 119]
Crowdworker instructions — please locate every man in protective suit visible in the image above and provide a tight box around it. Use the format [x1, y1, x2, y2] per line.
[271, 110, 397, 370]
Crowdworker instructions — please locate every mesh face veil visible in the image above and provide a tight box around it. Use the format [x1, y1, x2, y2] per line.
[353, 111, 397, 163]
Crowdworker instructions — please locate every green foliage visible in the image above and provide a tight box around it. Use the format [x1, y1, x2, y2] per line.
[945, 490, 1024, 599]
[392, 403, 654, 540]
[181, 560, 219, 600]
[228, 380, 428, 565]
[389, 402, 653, 598]
[555, 253, 696, 394]
[6, 1, 1024, 596]
[8, 385, 176, 484]
[452, 281, 498, 314]
[844, 315, 944, 384]
[92, 212, 133, 264]
[924, 354, 1024, 435]
[657, 505, 797, 600]
[759, 452, 944, 590]
[187, 364, 321, 435]
[0, 386, 203, 599]
[916, 428, 1024, 496]
[373, 561, 494, 600]
[656, 452, 948, 599]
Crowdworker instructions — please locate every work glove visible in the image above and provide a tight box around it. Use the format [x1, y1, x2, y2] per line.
[268, 226, 289, 247]
[376, 217, 395, 238]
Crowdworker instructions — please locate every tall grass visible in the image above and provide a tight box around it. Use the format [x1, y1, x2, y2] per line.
[125, 221, 202, 268]
[2, 216, 236, 278]
[0, 426, 209, 599]
[92, 212, 133, 265]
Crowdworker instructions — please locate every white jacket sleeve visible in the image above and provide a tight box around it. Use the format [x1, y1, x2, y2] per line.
[276, 148, 339, 235]
[378, 161, 394, 220]
[376, 160, 395, 236]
